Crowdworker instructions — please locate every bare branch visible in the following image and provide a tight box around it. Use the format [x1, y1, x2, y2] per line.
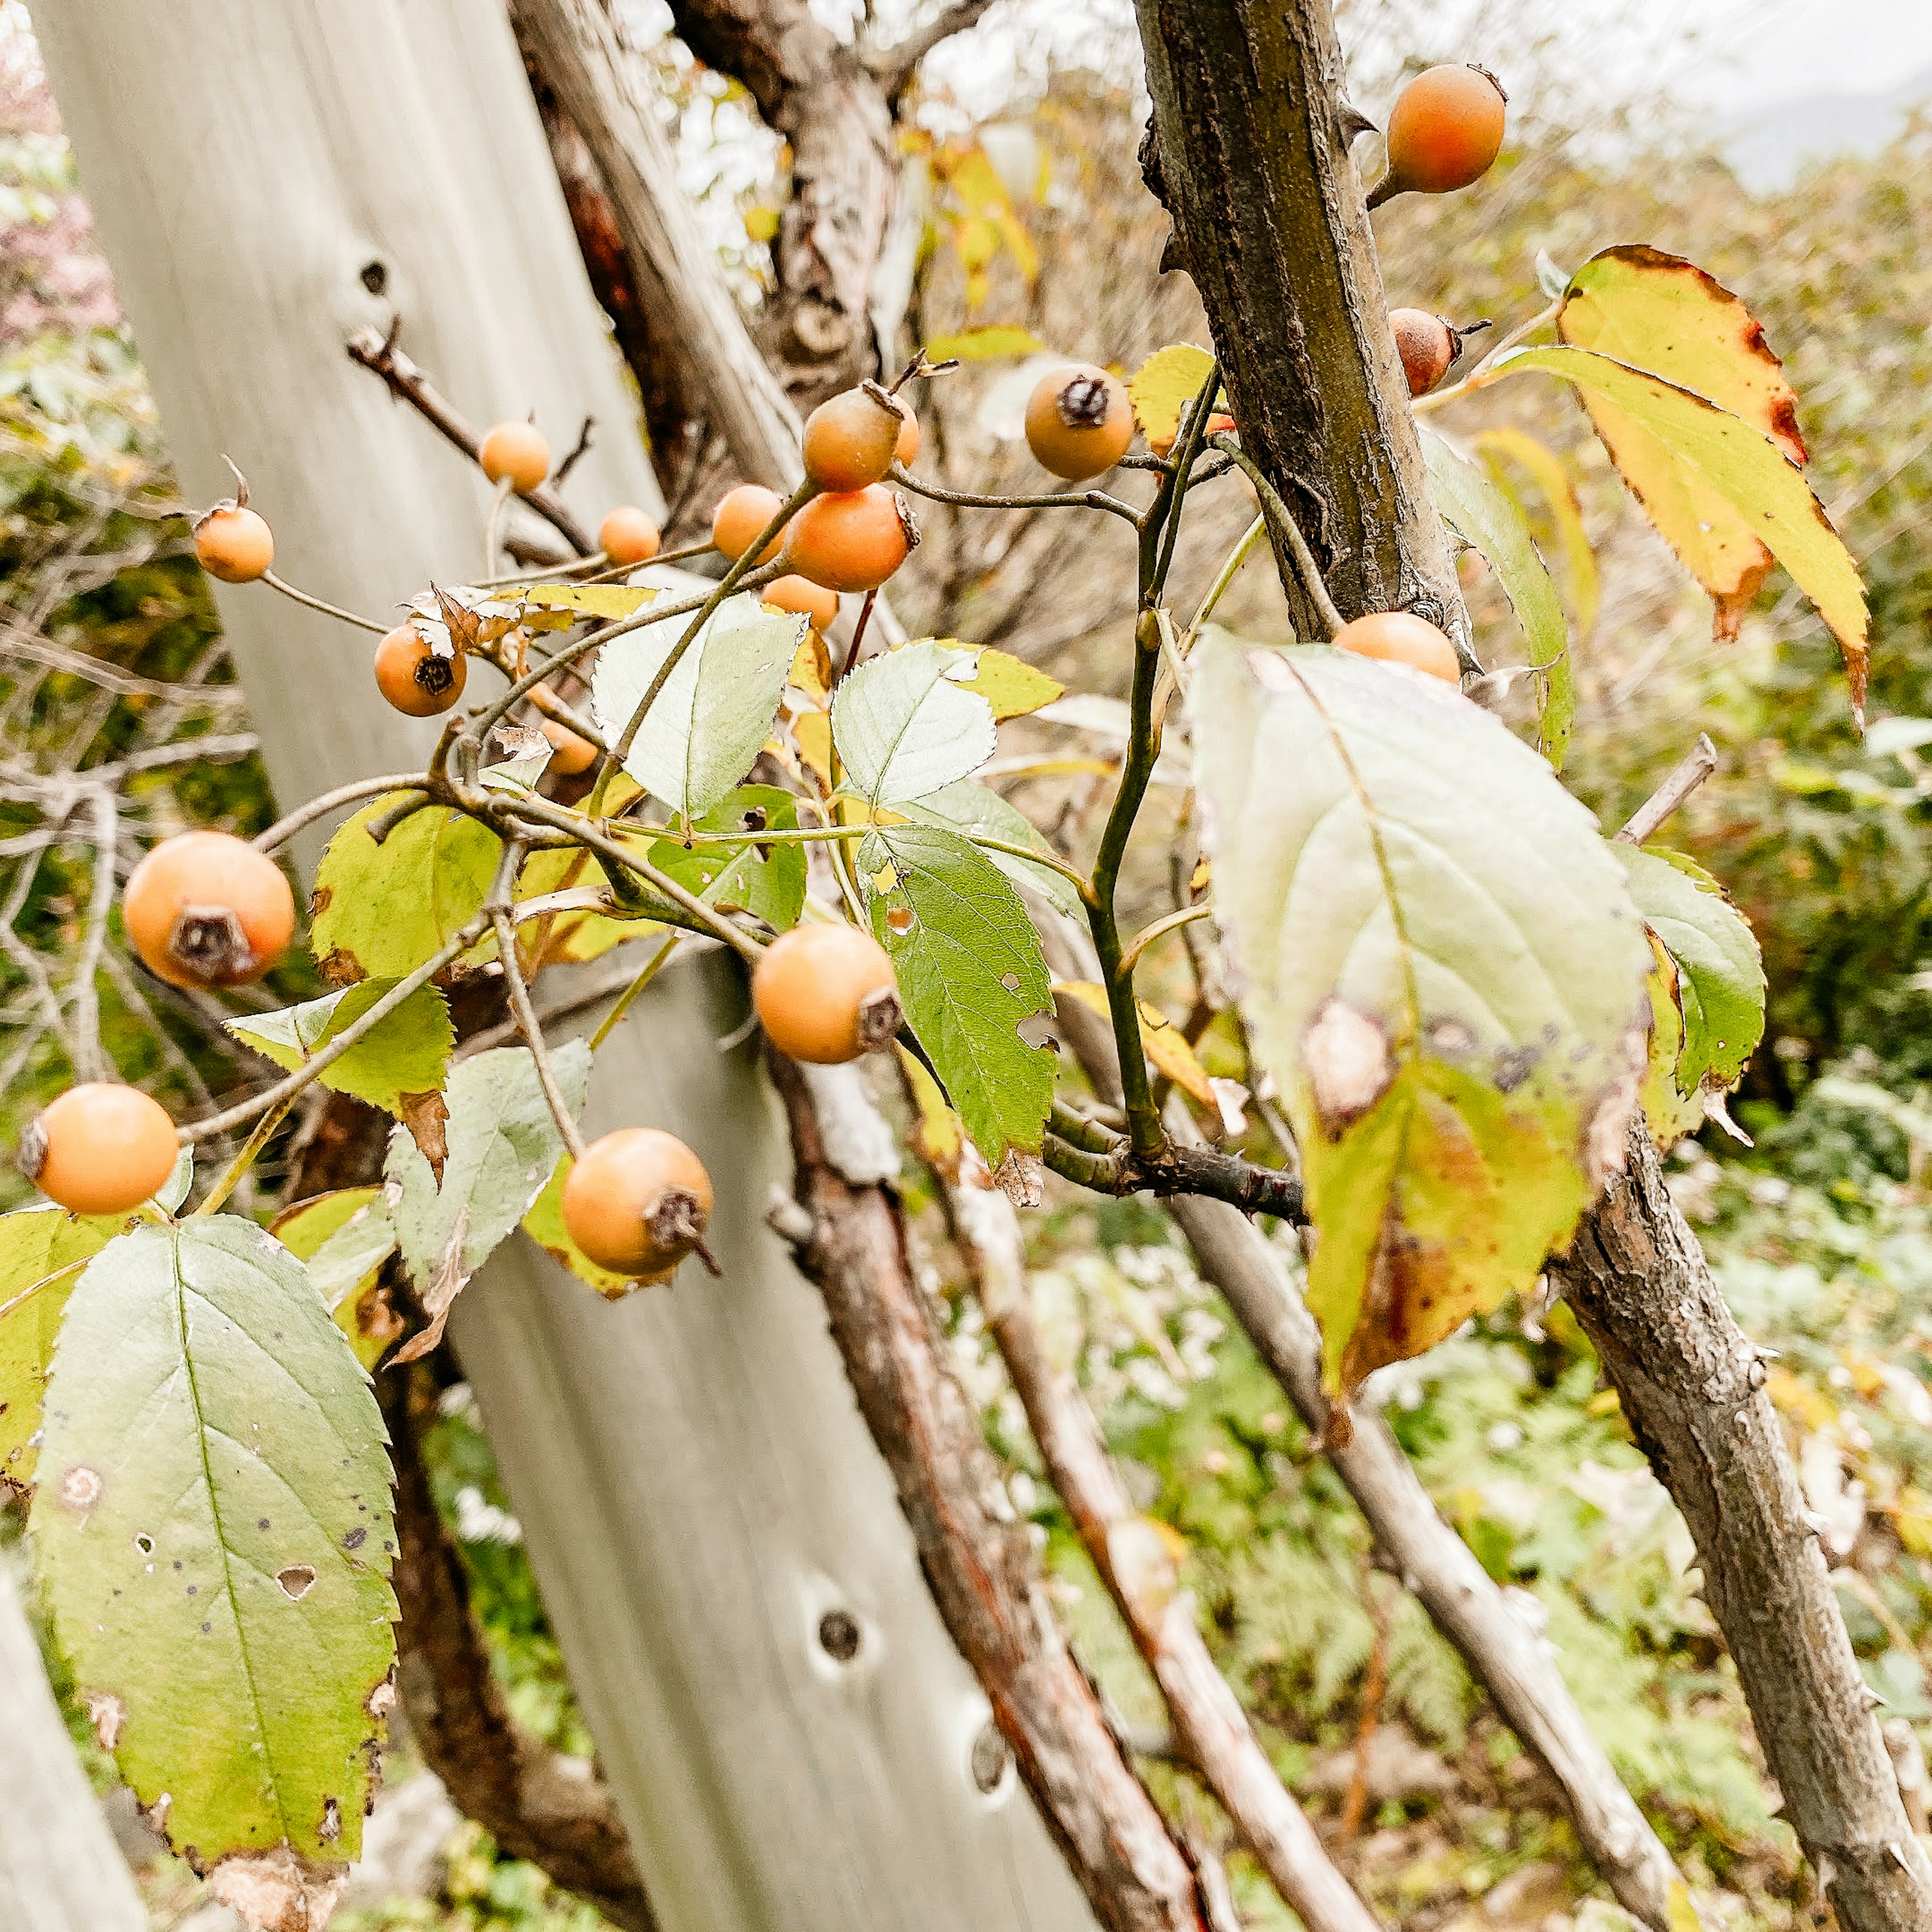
[1616, 734, 1719, 845]
[866, 0, 1000, 105]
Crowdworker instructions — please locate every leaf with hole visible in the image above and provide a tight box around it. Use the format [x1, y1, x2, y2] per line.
[1189, 635, 1651, 1402]
[860, 823, 1053, 1164]
[926, 642, 1064, 720]
[494, 582, 661, 621]
[1422, 429, 1573, 765]
[591, 593, 803, 822]
[226, 981, 452, 1115]
[309, 794, 500, 985]
[29, 1217, 396, 1874]
[832, 640, 997, 808]
[646, 784, 806, 931]
[904, 778, 1081, 920]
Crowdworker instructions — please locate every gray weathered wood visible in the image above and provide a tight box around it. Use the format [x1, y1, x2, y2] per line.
[30, 7, 1090, 1927]
[0, 1557, 148, 1932]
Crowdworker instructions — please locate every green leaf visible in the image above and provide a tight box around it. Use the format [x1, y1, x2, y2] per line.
[1422, 429, 1574, 767]
[29, 1219, 396, 1873]
[273, 1190, 400, 1370]
[590, 592, 802, 821]
[859, 823, 1054, 1163]
[832, 639, 997, 808]
[0, 1206, 121, 1491]
[1492, 344, 1868, 714]
[647, 784, 807, 932]
[386, 1042, 590, 1354]
[310, 793, 501, 985]
[226, 981, 453, 1114]
[1473, 428, 1600, 643]
[1615, 846, 1765, 1143]
[522, 1157, 643, 1299]
[923, 325, 1046, 363]
[903, 778, 1083, 921]
[1189, 635, 1651, 1399]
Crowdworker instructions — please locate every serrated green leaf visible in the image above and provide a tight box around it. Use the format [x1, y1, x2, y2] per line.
[1493, 345, 1868, 712]
[923, 326, 1046, 363]
[1615, 846, 1765, 1142]
[1128, 344, 1223, 448]
[521, 1157, 647, 1298]
[833, 640, 997, 808]
[273, 1190, 400, 1370]
[903, 778, 1082, 920]
[226, 981, 452, 1114]
[516, 838, 652, 967]
[1422, 429, 1574, 767]
[310, 794, 501, 986]
[0, 1206, 121, 1490]
[386, 1043, 591, 1352]
[591, 593, 802, 821]
[1189, 635, 1651, 1399]
[30, 1219, 396, 1870]
[647, 784, 806, 931]
[860, 823, 1053, 1163]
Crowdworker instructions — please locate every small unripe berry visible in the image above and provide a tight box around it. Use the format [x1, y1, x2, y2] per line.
[479, 420, 551, 494]
[1333, 610, 1461, 683]
[761, 574, 841, 629]
[539, 715, 599, 776]
[753, 924, 902, 1064]
[802, 386, 905, 492]
[1024, 363, 1134, 480]
[783, 487, 917, 594]
[1390, 309, 1458, 397]
[711, 484, 786, 564]
[20, 1084, 178, 1216]
[194, 504, 275, 583]
[124, 830, 297, 989]
[374, 621, 467, 717]
[1378, 65, 1506, 201]
[598, 505, 661, 567]
[561, 1128, 713, 1277]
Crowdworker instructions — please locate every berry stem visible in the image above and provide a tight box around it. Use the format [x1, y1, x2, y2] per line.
[1412, 299, 1558, 415]
[490, 852, 587, 1162]
[889, 465, 1144, 529]
[1116, 901, 1214, 977]
[258, 571, 387, 635]
[589, 934, 681, 1051]
[1186, 513, 1267, 641]
[482, 475, 514, 577]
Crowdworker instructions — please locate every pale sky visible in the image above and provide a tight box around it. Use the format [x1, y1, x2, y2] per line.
[1637, 0, 1932, 106]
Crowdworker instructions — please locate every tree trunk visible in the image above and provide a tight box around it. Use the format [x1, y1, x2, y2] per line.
[30, 7, 1090, 1929]
[0, 1556, 148, 1932]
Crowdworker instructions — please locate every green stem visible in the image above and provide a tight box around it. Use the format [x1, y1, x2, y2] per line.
[589, 934, 681, 1051]
[190, 1094, 297, 1217]
[1186, 514, 1266, 641]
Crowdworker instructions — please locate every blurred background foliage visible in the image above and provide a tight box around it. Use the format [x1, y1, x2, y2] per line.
[6, 0, 1932, 1926]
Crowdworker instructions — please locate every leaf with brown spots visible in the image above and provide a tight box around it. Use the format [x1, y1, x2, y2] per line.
[1190, 637, 1652, 1406]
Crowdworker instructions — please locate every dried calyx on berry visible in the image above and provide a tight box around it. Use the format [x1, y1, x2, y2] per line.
[1054, 373, 1115, 428]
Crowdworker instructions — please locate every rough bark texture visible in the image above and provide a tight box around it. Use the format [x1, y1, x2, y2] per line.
[1549, 1132, 1932, 1932]
[1132, 0, 1465, 646]
[768, 1053, 1212, 1932]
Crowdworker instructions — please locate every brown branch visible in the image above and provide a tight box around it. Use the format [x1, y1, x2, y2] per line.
[1042, 1113, 1304, 1221]
[765, 1053, 1214, 1932]
[1547, 1129, 1932, 1931]
[942, 1164, 1381, 1932]
[345, 326, 595, 554]
[1616, 734, 1718, 846]
[866, 0, 999, 106]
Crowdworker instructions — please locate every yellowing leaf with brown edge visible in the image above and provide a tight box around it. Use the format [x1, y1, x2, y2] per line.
[1556, 247, 1819, 655]
[1128, 345, 1225, 451]
[1054, 980, 1214, 1107]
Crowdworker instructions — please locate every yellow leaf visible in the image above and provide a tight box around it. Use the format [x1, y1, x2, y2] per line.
[493, 582, 662, 621]
[923, 326, 1045, 363]
[1128, 344, 1225, 450]
[794, 708, 834, 789]
[788, 629, 832, 704]
[1053, 980, 1214, 1107]
[900, 1045, 963, 1178]
[1473, 427, 1600, 641]
[929, 640, 1063, 720]
[1764, 1366, 1837, 1432]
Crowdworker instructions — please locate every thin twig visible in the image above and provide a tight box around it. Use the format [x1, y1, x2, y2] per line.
[1211, 437, 1343, 639]
[253, 774, 431, 853]
[1616, 734, 1718, 846]
[260, 571, 388, 635]
[890, 463, 1143, 529]
[65, 787, 117, 1085]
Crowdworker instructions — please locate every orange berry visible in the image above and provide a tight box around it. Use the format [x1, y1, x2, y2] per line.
[598, 505, 661, 567]
[1333, 611, 1461, 683]
[782, 487, 917, 594]
[479, 420, 551, 493]
[895, 405, 921, 467]
[124, 830, 296, 989]
[1025, 362, 1135, 480]
[1390, 309, 1458, 397]
[561, 1128, 713, 1277]
[21, 1084, 179, 1216]
[1382, 65, 1506, 198]
[374, 621, 467, 717]
[194, 505, 275, 584]
[802, 387, 905, 492]
[539, 715, 599, 776]
[761, 574, 841, 629]
[711, 484, 786, 565]
[753, 924, 902, 1064]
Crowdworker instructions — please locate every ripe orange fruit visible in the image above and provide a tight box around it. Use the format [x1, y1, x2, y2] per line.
[21, 1083, 178, 1216]
[124, 830, 296, 989]
[539, 715, 599, 776]
[194, 505, 275, 584]
[802, 387, 906, 492]
[761, 574, 841, 629]
[711, 484, 786, 564]
[374, 621, 467, 717]
[598, 505, 661, 567]
[753, 924, 902, 1063]
[1024, 363, 1134, 480]
[479, 420, 551, 494]
[782, 487, 916, 594]
[1382, 65, 1506, 198]
[561, 1128, 713, 1276]
[1333, 611, 1461, 683]
[894, 404, 920, 467]
[1390, 309, 1458, 397]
